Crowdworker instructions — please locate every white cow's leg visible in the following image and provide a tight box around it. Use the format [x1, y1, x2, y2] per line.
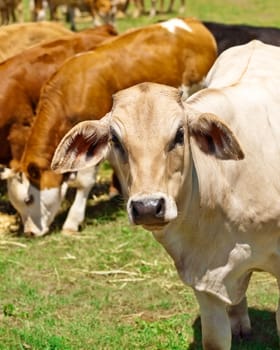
[195, 291, 231, 350]
[62, 185, 92, 233]
[227, 296, 251, 339]
[62, 166, 98, 234]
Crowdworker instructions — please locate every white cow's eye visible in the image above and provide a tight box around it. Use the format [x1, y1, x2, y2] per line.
[111, 133, 121, 147]
[111, 132, 127, 162]
[169, 126, 184, 151]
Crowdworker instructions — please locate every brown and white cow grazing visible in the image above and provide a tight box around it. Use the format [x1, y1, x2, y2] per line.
[0, 24, 117, 233]
[0, 21, 73, 62]
[7, 17, 217, 236]
[52, 40, 280, 349]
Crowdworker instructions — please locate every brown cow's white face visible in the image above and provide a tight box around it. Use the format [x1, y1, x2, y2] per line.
[51, 82, 244, 233]
[6, 172, 67, 236]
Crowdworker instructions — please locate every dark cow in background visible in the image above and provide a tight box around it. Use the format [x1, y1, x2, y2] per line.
[5, 17, 217, 236]
[52, 40, 280, 350]
[203, 21, 280, 54]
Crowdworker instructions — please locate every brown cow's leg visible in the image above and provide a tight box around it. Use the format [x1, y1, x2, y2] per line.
[149, 0, 157, 16]
[167, 0, 185, 13]
[66, 6, 76, 31]
[167, 0, 174, 12]
[16, 2, 24, 22]
[1, 7, 9, 24]
[132, 0, 144, 17]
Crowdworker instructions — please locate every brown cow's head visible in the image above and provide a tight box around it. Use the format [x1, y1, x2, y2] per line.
[2, 165, 67, 236]
[93, 0, 116, 26]
[51, 82, 244, 232]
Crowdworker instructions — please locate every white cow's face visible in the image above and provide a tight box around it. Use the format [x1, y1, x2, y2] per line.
[51, 82, 244, 233]
[7, 172, 66, 237]
[108, 85, 190, 231]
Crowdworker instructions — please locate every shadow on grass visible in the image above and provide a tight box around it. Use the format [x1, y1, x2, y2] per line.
[188, 308, 279, 350]
[86, 193, 125, 222]
[52, 186, 125, 232]
[0, 180, 16, 215]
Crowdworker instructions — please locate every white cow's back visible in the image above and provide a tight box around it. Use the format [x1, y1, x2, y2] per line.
[204, 40, 280, 88]
[188, 40, 280, 174]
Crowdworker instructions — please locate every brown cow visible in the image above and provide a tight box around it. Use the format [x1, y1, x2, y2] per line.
[0, 21, 73, 62]
[4, 17, 217, 236]
[0, 24, 117, 230]
[0, 24, 116, 167]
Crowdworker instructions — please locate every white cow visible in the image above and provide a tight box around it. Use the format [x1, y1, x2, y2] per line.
[51, 40, 280, 349]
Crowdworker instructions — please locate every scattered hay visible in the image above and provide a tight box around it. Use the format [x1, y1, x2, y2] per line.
[0, 212, 19, 236]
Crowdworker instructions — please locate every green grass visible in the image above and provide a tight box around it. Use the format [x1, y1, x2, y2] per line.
[22, 0, 280, 32]
[0, 215, 279, 349]
[1, 0, 280, 349]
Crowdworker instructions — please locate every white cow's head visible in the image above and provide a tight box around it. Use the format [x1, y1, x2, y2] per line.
[2, 167, 67, 237]
[51, 82, 244, 232]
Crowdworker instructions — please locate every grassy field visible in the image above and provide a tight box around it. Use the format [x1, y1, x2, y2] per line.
[1, 0, 280, 349]
[22, 0, 280, 32]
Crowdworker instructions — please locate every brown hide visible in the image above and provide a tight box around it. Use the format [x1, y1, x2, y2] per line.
[0, 21, 73, 62]
[19, 17, 217, 190]
[0, 24, 117, 167]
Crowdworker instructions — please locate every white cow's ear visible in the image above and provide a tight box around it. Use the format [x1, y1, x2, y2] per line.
[189, 113, 244, 160]
[51, 115, 110, 173]
[0, 167, 15, 180]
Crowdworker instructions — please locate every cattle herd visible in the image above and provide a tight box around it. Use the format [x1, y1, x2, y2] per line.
[0, 0, 184, 29]
[0, 12, 280, 350]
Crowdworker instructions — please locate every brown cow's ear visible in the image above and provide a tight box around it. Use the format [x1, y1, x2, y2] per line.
[189, 113, 244, 160]
[51, 118, 110, 173]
